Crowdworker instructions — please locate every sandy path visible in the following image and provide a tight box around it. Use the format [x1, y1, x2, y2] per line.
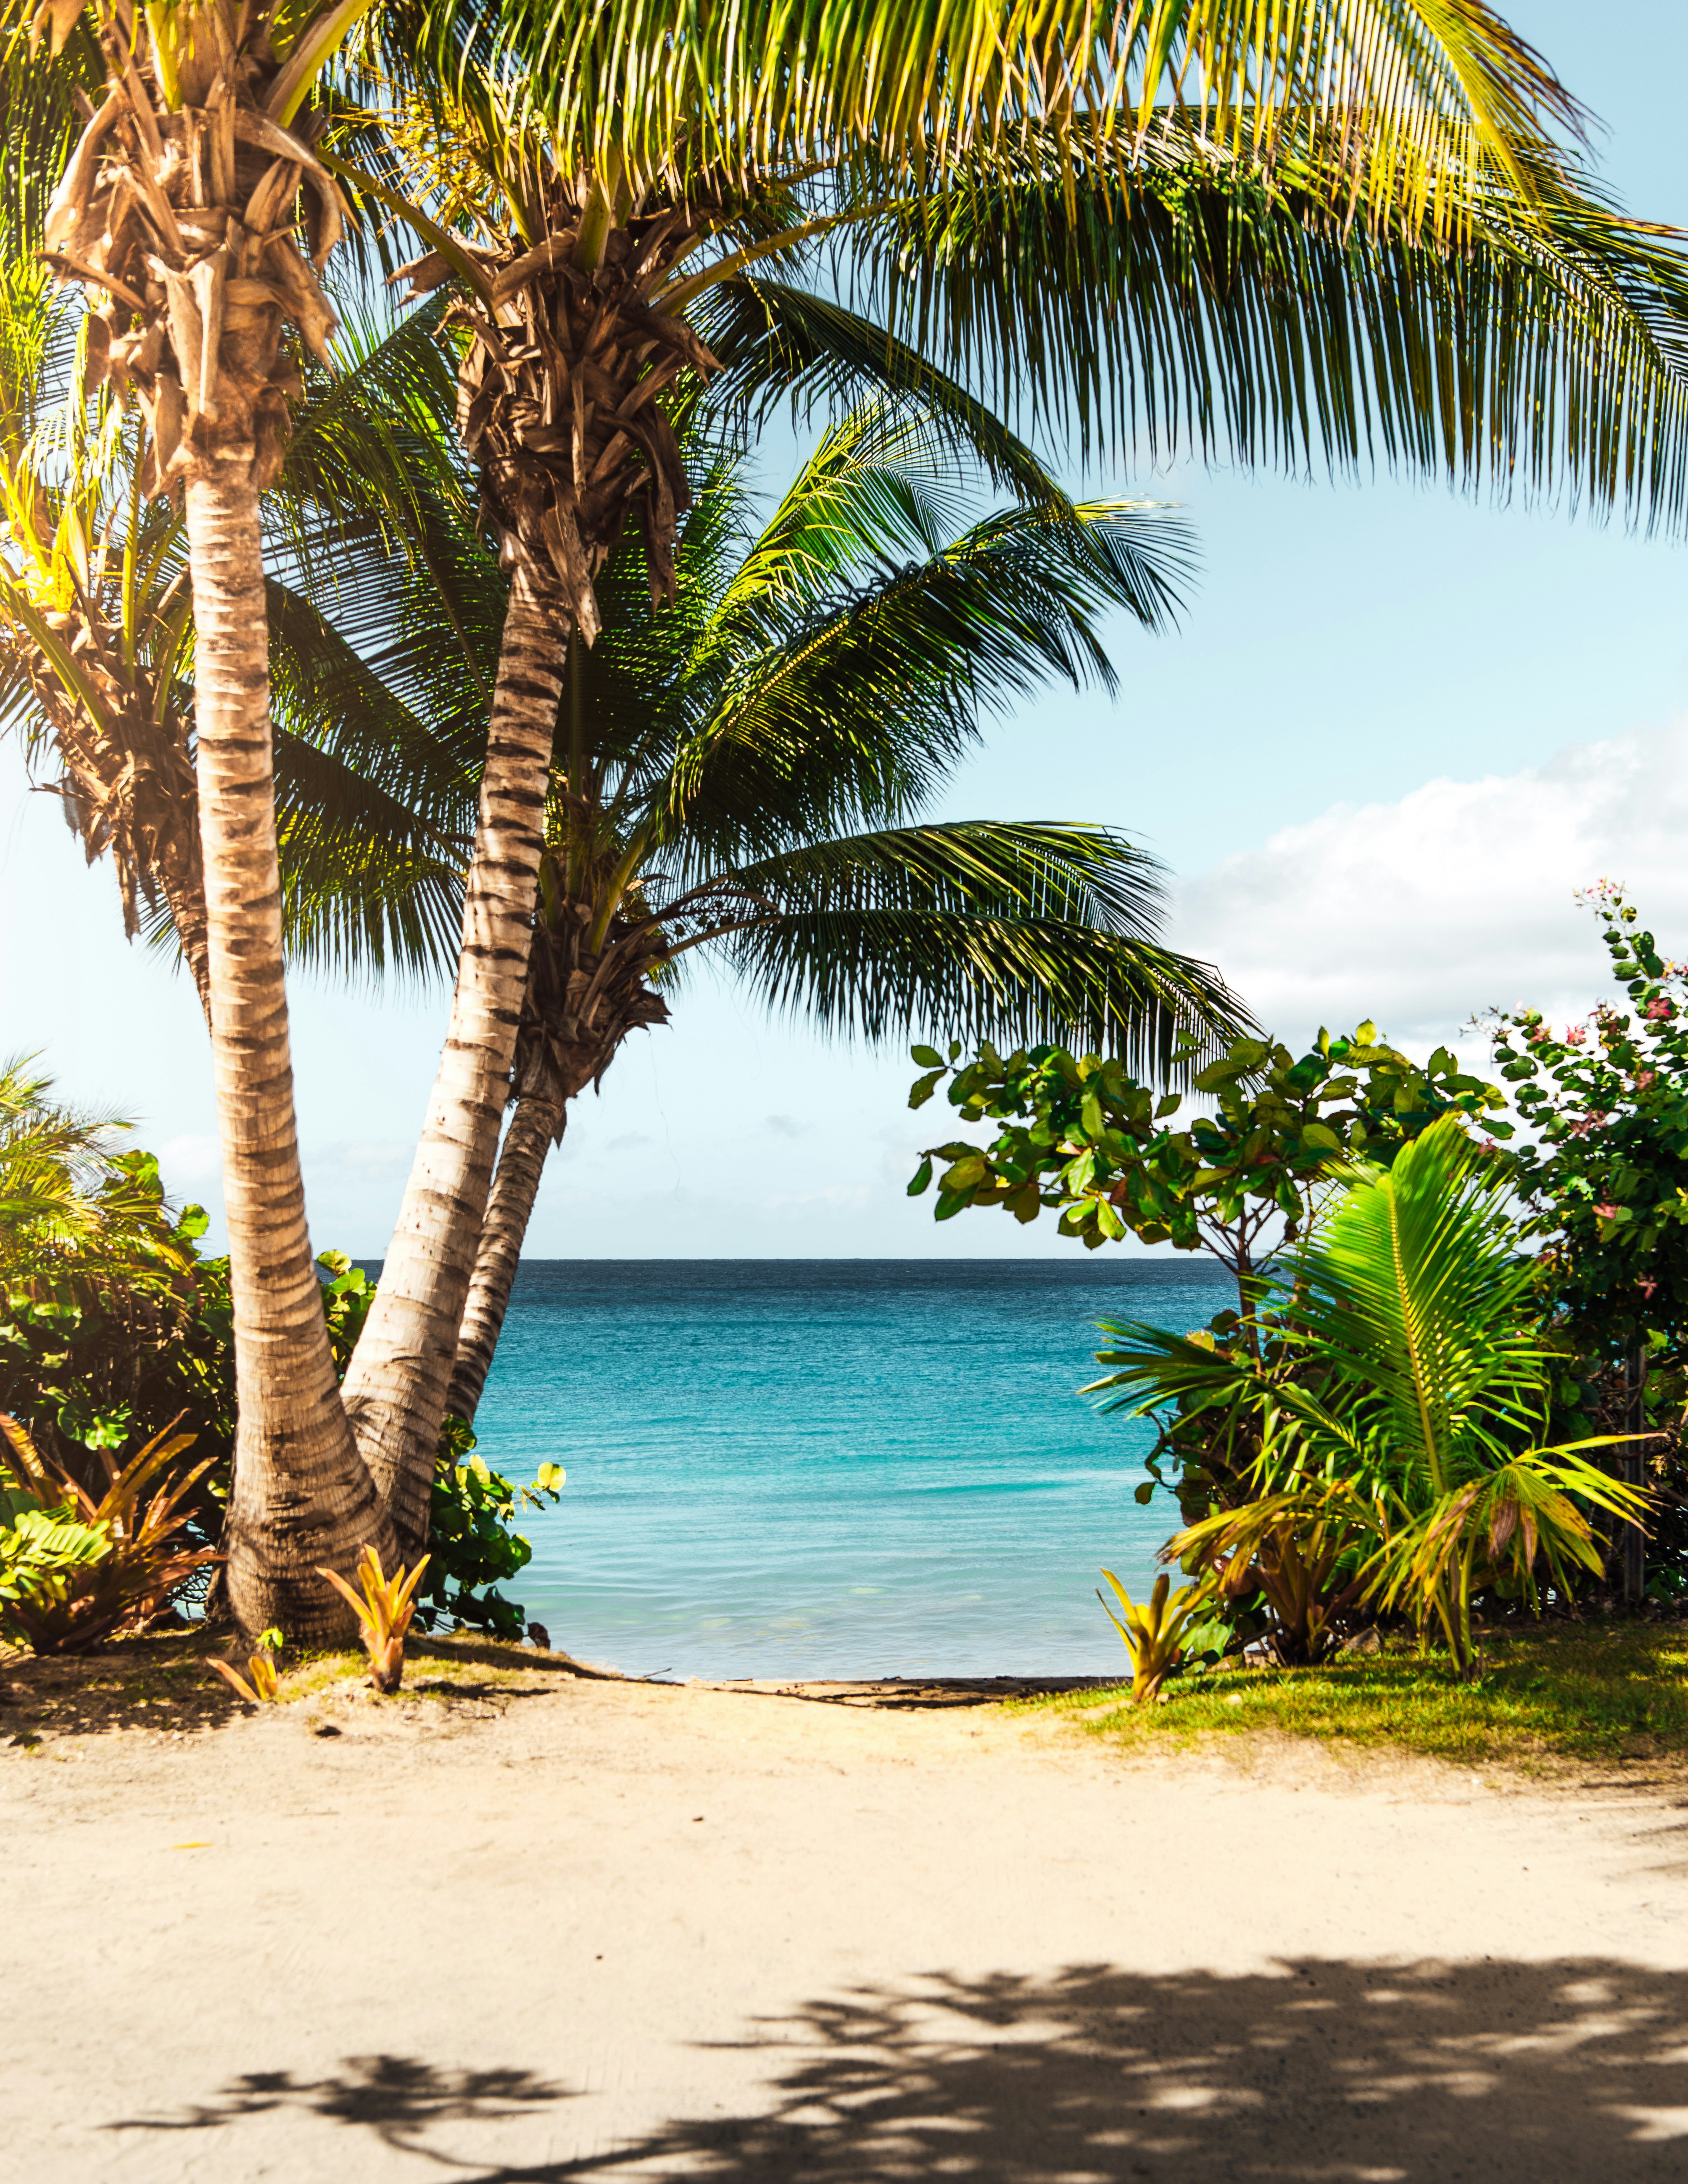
[5, 1673, 1688, 2182]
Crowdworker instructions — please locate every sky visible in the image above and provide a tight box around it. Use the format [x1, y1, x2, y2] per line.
[5, 0, 1688, 1259]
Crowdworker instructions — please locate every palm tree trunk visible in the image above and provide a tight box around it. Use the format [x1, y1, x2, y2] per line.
[184, 444, 396, 1643]
[340, 565, 570, 1554]
[446, 1093, 565, 1425]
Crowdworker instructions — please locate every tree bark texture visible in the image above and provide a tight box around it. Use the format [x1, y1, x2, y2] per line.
[340, 566, 570, 1553]
[445, 1093, 565, 1424]
[185, 447, 396, 1642]
[443, 899, 670, 1422]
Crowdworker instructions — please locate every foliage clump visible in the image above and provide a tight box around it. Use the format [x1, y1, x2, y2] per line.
[910, 912, 1688, 1686]
[0, 1066, 565, 1648]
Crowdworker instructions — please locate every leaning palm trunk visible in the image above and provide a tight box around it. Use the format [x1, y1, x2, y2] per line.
[40, 1, 399, 1636]
[444, 890, 670, 1423]
[339, 169, 708, 1546]
[445, 1092, 564, 1425]
[339, 564, 572, 1547]
[187, 445, 396, 1633]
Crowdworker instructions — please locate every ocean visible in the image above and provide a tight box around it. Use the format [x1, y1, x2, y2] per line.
[469, 1258, 1232, 1680]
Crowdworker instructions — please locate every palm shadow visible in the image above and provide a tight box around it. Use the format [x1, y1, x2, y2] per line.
[106, 1955, 1688, 2179]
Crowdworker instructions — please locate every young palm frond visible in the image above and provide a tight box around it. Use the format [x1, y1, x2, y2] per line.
[1110, 1118, 1654, 1672]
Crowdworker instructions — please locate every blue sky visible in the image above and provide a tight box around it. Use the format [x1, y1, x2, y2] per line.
[6, 0, 1688, 1257]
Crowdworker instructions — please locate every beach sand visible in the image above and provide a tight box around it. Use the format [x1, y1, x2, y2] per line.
[5, 1645, 1688, 2181]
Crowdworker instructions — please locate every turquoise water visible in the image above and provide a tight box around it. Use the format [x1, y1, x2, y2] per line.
[470, 1259, 1232, 1680]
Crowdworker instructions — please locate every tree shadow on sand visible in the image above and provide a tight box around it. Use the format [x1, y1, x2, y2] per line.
[107, 1955, 1688, 2180]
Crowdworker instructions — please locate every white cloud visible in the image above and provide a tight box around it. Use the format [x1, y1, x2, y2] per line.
[1173, 721, 1688, 1056]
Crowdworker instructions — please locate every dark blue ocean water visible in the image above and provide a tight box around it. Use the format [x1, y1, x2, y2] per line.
[470, 1259, 1232, 1680]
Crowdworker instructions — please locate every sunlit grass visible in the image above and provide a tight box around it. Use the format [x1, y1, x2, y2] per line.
[1015, 1623, 1688, 1769]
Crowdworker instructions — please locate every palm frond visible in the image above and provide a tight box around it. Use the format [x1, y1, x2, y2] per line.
[654, 488, 1194, 862]
[496, 0, 1585, 230]
[689, 820, 1245, 1068]
[853, 127, 1688, 518]
[1290, 1117, 1554, 1491]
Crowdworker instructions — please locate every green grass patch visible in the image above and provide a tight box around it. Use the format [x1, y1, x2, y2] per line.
[1015, 1623, 1688, 1770]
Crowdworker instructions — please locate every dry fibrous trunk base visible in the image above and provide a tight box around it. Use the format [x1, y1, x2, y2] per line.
[401, 187, 721, 635]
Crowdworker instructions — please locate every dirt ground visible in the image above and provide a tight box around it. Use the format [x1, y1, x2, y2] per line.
[5, 1634, 1688, 2182]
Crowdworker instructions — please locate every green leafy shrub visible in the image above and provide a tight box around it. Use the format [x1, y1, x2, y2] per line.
[4, 1064, 567, 1642]
[418, 1421, 564, 1640]
[1490, 884, 1688, 1598]
[909, 1024, 1656, 1673]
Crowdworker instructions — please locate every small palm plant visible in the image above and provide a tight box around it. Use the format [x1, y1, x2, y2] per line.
[316, 1545, 430, 1693]
[1151, 1117, 1650, 1676]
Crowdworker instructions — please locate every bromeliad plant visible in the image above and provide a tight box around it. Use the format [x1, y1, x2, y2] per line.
[1097, 1568, 1216, 1704]
[0, 1408, 220, 1651]
[316, 1543, 429, 1693]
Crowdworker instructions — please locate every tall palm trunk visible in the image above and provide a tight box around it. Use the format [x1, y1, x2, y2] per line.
[186, 444, 396, 1639]
[41, 6, 409, 1639]
[445, 1092, 565, 1424]
[339, 565, 570, 1554]
[344, 173, 705, 1550]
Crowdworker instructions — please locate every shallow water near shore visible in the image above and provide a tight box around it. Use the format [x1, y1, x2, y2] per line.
[466, 1258, 1231, 1680]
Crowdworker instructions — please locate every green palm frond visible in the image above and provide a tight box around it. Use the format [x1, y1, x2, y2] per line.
[1290, 1118, 1554, 1493]
[649, 466, 1194, 864]
[687, 820, 1243, 1067]
[0, 1054, 189, 1300]
[853, 127, 1688, 515]
[265, 575, 478, 980]
[496, 0, 1587, 228]
[698, 277, 1085, 503]
[266, 289, 468, 591]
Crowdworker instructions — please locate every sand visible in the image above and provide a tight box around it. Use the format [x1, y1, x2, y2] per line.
[5, 1657, 1688, 2182]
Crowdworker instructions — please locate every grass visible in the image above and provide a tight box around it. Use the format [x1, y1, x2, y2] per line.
[1015, 1622, 1688, 1772]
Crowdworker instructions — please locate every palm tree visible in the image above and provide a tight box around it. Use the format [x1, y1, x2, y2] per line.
[23, 0, 1688, 1629]
[333, 0, 1688, 1573]
[443, 408, 1246, 1419]
[16, 0, 422, 1636]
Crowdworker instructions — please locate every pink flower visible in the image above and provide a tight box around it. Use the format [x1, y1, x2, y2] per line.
[1637, 1072, 1658, 1091]
[1593, 1202, 1622, 1221]
[1565, 1025, 1587, 1046]
[1567, 1112, 1607, 1138]
[1640, 1278, 1659, 1301]
[1527, 1024, 1549, 1045]
[1647, 998, 1675, 1021]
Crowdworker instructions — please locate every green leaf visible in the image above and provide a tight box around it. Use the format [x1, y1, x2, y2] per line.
[908, 1157, 934, 1196]
[910, 1044, 944, 1068]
